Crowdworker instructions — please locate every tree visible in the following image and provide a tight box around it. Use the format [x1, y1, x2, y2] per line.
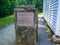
[17, 0, 43, 12]
[0, 0, 16, 17]
[0, 0, 43, 17]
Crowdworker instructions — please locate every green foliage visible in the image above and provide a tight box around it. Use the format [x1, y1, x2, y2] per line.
[0, 0, 16, 17]
[16, 0, 43, 12]
[0, 0, 43, 17]
[35, 0, 43, 12]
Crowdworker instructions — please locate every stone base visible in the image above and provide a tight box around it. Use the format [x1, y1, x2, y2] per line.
[53, 35, 60, 44]
[16, 26, 37, 45]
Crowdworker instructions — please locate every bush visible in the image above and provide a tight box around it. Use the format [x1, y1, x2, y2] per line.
[16, 0, 43, 12]
[0, 0, 43, 17]
[0, 0, 16, 17]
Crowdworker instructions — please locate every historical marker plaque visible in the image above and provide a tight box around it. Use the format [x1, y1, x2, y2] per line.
[17, 12, 34, 26]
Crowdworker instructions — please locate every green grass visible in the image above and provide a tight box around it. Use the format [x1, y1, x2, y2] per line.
[0, 15, 14, 28]
[38, 13, 43, 17]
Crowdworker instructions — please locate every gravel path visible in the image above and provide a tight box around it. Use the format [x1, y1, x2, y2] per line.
[38, 17, 51, 45]
[0, 23, 15, 45]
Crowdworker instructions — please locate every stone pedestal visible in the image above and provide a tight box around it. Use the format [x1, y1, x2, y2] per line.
[16, 26, 37, 45]
[14, 5, 38, 45]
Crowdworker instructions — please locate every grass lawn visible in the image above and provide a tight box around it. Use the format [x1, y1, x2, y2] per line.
[0, 15, 14, 28]
[38, 13, 43, 17]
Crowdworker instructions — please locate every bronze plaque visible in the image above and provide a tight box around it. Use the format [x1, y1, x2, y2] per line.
[17, 12, 34, 26]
